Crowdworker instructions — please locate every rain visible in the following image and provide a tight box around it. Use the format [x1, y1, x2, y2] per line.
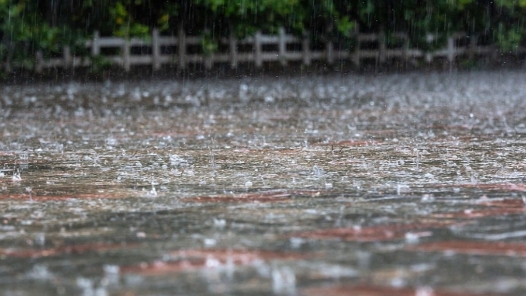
[2, 1, 526, 295]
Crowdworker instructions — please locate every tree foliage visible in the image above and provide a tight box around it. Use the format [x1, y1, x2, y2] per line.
[1, 0, 526, 69]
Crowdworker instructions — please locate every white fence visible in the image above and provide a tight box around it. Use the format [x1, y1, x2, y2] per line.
[30, 27, 526, 72]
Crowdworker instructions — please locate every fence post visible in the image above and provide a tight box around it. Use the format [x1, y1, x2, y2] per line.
[468, 34, 477, 61]
[402, 34, 409, 63]
[326, 40, 334, 65]
[447, 35, 455, 63]
[302, 31, 311, 66]
[122, 39, 131, 71]
[178, 25, 186, 70]
[352, 24, 360, 67]
[35, 50, 44, 73]
[203, 29, 214, 70]
[254, 30, 262, 68]
[152, 28, 161, 71]
[205, 54, 213, 70]
[204, 46, 213, 70]
[4, 59, 11, 73]
[326, 22, 334, 65]
[91, 31, 100, 56]
[379, 30, 386, 64]
[425, 33, 433, 63]
[447, 35, 455, 72]
[279, 27, 287, 66]
[63, 46, 72, 68]
[229, 32, 238, 69]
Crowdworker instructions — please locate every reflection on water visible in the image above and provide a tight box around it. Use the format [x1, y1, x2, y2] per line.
[1, 71, 526, 295]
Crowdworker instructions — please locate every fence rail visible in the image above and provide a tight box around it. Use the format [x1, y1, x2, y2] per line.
[25, 27, 526, 72]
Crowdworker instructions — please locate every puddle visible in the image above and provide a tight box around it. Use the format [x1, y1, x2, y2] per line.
[1, 71, 526, 295]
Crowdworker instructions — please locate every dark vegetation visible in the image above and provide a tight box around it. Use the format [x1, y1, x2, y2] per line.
[1, 0, 526, 77]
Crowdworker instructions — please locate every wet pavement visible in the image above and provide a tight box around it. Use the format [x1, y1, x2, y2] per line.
[1, 70, 526, 295]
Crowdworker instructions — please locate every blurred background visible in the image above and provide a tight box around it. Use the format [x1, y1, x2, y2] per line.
[1, 0, 526, 78]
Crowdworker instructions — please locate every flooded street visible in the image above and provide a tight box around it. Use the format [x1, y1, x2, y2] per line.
[1, 70, 526, 295]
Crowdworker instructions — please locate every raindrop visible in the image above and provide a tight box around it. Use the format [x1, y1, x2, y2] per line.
[103, 265, 120, 285]
[213, 218, 226, 228]
[33, 232, 45, 246]
[204, 238, 216, 247]
[312, 165, 324, 178]
[416, 287, 434, 296]
[272, 266, 296, 295]
[264, 96, 275, 103]
[12, 170, 22, 182]
[26, 265, 54, 280]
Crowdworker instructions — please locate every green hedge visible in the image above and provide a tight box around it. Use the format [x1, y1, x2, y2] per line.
[1, 0, 525, 70]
